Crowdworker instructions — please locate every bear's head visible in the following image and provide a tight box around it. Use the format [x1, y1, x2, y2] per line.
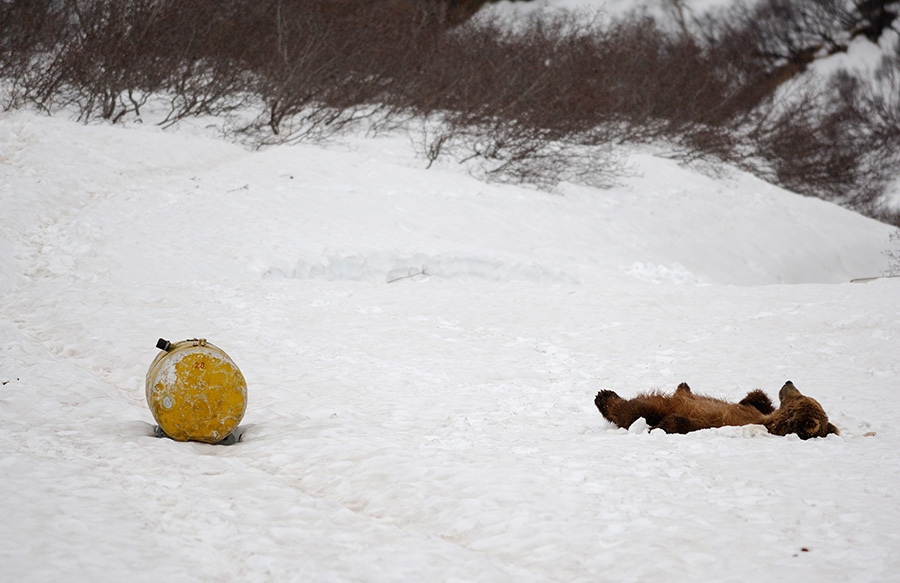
[765, 381, 839, 439]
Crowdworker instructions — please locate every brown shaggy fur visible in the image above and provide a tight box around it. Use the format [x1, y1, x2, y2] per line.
[594, 381, 838, 439]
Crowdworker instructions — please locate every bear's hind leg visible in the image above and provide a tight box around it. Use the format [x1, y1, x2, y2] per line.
[596, 390, 667, 429]
[739, 389, 775, 414]
[595, 390, 647, 429]
[595, 390, 622, 421]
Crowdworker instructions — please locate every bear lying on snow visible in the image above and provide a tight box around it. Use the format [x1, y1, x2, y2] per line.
[594, 381, 838, 439]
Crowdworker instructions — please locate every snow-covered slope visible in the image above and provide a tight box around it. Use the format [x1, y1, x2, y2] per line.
[1, 110, 898, 582]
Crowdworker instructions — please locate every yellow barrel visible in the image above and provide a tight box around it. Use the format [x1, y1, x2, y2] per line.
[146, 338, 247, 444]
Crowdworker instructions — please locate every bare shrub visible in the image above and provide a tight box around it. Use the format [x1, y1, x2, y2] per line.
[700, 1, 899, 110]
[0, 1, 71, 112]
[404, 10, 737, 188]
[0, 0, 896, 223]
[885, 228, 900, 275]
[0, 1, 68, 110]
[147, 2, 260, 128]
[705, 0, 875, 71]
[848, 0, 898, 42]
[750, 85, 867, 202]
[691, 0, 900, 224]
[235, 0, 438, 143]
[400, 11, 628, 188]
[740, 40, 900, 227]
[39, 0, 177, 121]
[830, 47, 900, 224]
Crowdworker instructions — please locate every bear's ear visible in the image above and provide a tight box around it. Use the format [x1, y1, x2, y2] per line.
[778, 381, 802, 404]
[826, 423, 840, 436]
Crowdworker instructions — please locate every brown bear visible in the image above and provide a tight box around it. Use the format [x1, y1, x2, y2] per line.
[594, 381, 838, 439]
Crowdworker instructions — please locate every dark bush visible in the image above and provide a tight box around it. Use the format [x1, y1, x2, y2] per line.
[0, 0, 896, 224]
[0, 1, 67, 110]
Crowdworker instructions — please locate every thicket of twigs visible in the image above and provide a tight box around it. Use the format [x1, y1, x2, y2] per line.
[1, 0, 898, 224]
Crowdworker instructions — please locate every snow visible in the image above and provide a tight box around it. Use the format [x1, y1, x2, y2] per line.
[1, 99, 899, 583]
